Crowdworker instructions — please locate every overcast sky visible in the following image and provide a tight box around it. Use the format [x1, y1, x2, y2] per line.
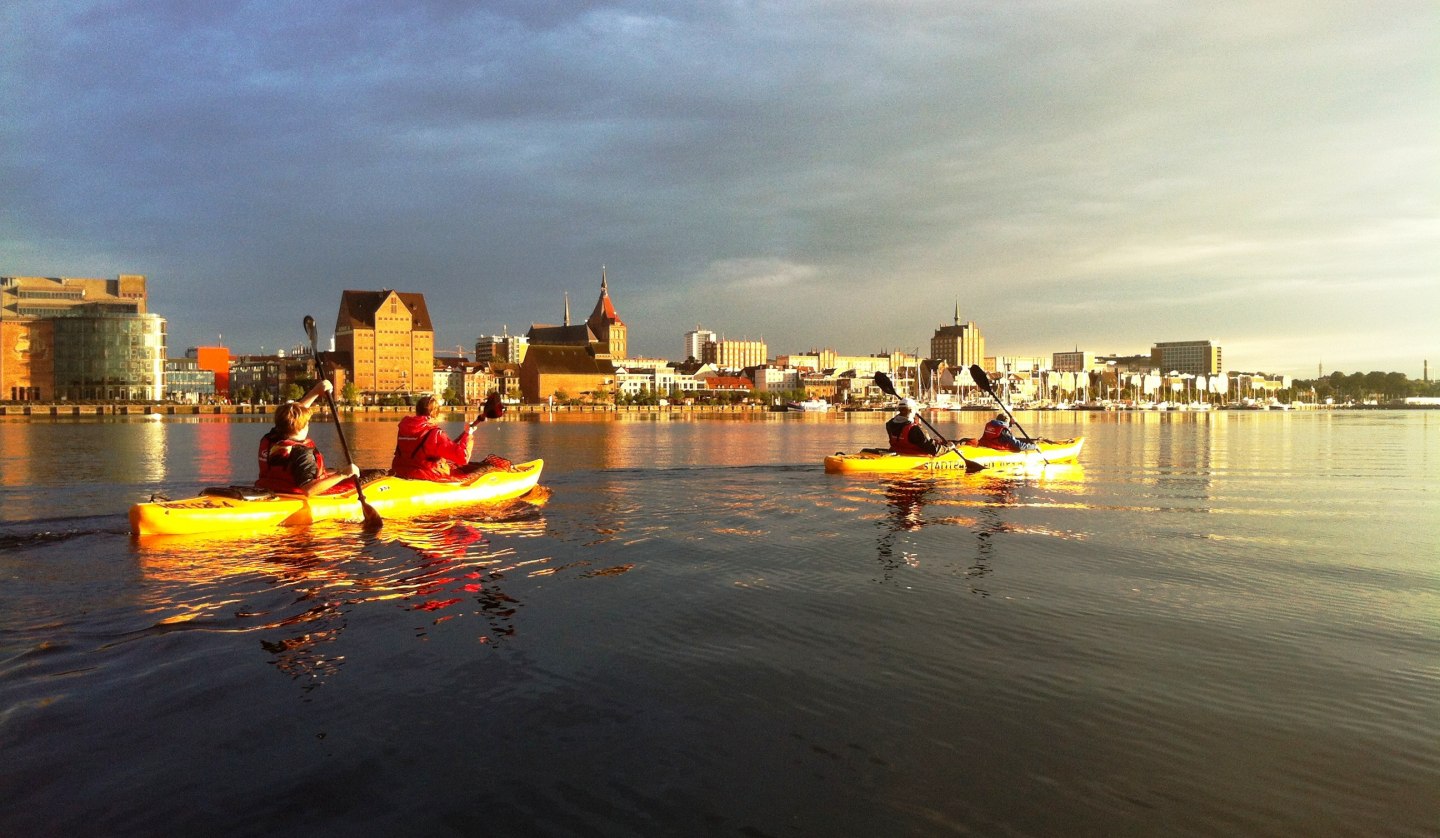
[3, 1, 1436, 377]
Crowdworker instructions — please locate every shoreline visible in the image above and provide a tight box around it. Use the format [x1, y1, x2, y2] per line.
[0, 402, 775, 418]
[0, 401, 1429, 419]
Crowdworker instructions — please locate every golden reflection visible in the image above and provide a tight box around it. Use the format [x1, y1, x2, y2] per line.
[194, 418, 233, 484]
[873, 478, 934, 581]
[858, 462, 1092, 590]
[112, 418, 168, 484]
[0, 419, 41, 486]
[132, 498, 551, 689]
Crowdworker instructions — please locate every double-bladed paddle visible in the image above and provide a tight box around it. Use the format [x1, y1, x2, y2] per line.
[873, 372, 984, 473]
[967, 364, 1049, 465]
[304, 315, 382, 529]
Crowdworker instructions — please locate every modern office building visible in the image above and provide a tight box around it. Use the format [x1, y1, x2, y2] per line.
[186, 346, 231, 396]
[475, 331, 529, 364]
[334, 289, 435, 400]
[50, 308, 166, 401]
[684, 327, 718, 362]
[164, 357, 217, 403]
[930, 302, 985, 369]
[1, 274, 147, 319]
[2, 275, 151, 401]
[702, 338, 767, 371]
[1151, 340, 1223, 376]
[1052, 350, 1097, 373]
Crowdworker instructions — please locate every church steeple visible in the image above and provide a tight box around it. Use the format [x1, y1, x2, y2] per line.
[954, 300, 960, 326]
[586, 266, 627, 360]
[564, 292, 570, 326]
[588, 267, 621, 325]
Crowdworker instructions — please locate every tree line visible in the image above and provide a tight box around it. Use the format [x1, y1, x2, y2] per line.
[1289, 371, 1438, 402]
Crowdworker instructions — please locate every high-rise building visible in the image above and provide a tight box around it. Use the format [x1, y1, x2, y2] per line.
[684, 327, 717, 362]
[930, 302, 985, 369]
[1052, 350, 1097, 373]
[475, 331, 529, 364]
[702, 338, 767, 371]
[1151, 340, 1223, 375]
[334, 289, 435, 399]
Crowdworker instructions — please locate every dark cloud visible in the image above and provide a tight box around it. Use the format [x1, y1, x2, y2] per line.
[3, 0, 1435, 375]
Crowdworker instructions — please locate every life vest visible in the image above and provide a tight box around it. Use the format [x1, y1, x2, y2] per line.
[391, 415, 471, 481]
[256, 431, 324, 491]
[888, 418, 933, 456]
[980, 419, 1020, 450]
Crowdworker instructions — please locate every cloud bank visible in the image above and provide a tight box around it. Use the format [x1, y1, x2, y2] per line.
[3, 0, 1435, 375]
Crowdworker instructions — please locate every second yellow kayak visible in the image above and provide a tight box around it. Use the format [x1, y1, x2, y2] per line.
[824, 438, 1084, 474]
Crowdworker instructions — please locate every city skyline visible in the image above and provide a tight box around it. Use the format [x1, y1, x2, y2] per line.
[3, 2, 1435, 378]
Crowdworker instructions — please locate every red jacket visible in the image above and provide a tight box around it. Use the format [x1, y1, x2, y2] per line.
[391, 414, 473, 481]
[979, 419, 1023, 451]
[256, 432, 324, 492]
[886, 417, 940, 456]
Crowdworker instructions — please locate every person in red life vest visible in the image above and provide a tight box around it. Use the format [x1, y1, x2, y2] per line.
[391, 393, 511, 481]
[885, 398, 945, 456]
[255, 380, 361, 494]
[978, 413, 1037, 451]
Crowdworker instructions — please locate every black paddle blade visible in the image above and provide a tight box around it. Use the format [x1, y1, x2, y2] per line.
[360, 501, 383, 530]
[969, 364, 993, 393]
[303, 315, 318, 345]
[874, 372, 898, 398]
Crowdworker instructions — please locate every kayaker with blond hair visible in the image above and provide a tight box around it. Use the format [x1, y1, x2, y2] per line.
[256, 379, 360, 495]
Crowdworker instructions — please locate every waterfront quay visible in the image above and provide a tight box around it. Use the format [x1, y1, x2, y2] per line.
[0, 402, 773, 418]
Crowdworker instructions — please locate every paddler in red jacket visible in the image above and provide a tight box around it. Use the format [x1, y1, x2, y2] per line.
[885, 398, 945, 456]
[391, 393, 509, 481]
[256, 380, 361, 495]
[978, 414, 1038, 451]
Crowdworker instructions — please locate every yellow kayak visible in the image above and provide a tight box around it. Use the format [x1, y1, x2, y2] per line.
[130, 459, 544, 536]
[824, 438, 1084, 474]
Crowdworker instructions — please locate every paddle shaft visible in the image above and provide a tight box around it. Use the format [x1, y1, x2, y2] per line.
[305, 316, 381, 525]
[968, 364, 1048, 464]
[873, 372, 982, 472]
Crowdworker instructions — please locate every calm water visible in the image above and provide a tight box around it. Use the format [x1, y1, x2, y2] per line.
[1, 410, 1437, 837]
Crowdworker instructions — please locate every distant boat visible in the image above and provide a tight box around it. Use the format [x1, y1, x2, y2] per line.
[787, 399, 831, 413]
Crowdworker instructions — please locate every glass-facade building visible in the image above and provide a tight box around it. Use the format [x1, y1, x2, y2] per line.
[51, 311, 167, 401]
[164, 357, 217, 402]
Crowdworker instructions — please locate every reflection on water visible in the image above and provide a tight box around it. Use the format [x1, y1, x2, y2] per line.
[860, 463, 1095, 594]
[874, 478, 931, 581]
[3, 412, 1438, 837]
[134, 495, 553, 692]
[193, 419, 233, 485]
